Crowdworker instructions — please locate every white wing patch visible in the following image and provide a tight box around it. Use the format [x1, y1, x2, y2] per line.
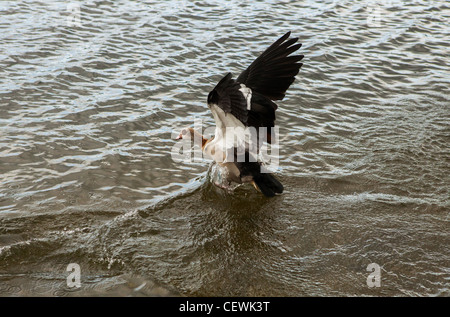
[239, 84, 252, 110]
[207, 104, 252, 163]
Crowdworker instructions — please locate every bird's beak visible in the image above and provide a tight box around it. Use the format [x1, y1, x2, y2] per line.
[175, 133, 183, 140]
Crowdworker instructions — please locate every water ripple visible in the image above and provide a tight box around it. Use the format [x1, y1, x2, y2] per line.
[0, 0, 448, 296]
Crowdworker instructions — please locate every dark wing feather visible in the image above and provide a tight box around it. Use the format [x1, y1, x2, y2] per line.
[207, 33, 303, 143]
[236, 31, 304, 101]
[208, 73, 277, 136]
[208, 72, 249, 124]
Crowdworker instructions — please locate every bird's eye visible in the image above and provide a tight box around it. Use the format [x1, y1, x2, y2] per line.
[182, 129, 187, 135]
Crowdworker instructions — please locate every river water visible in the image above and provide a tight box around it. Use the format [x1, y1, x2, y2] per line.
[0, 0, 449, 296]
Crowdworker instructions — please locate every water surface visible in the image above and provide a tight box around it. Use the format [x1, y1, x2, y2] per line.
[0, 0, 449, 296]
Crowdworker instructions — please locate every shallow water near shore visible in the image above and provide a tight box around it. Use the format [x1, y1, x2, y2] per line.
[0, 0, 449, 296]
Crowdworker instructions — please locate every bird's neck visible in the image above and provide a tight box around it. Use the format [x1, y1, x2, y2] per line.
[189, 129, 209, 150]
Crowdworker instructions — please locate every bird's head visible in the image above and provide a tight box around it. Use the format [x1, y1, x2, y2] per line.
[175, 127, 195, 140]
[175, 127, 209, 149]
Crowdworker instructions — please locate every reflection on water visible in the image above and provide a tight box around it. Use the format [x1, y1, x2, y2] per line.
[0, 0, 449, 296]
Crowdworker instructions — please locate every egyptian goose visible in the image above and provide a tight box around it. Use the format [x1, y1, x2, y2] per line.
[176, 32, 303, 197]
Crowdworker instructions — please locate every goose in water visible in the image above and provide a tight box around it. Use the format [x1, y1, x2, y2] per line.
[176, 32, 303, 197]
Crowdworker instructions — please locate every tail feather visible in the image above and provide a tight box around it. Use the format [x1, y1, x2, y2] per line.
[252, 173, 284, 197]
[234, 150, 284, 197]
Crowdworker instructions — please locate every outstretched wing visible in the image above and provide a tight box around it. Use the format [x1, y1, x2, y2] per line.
[207, 72, 277, 147]
[207, 32, 303, 145]
[236, 31, 304, 101]
[207, 73, 249, 127]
